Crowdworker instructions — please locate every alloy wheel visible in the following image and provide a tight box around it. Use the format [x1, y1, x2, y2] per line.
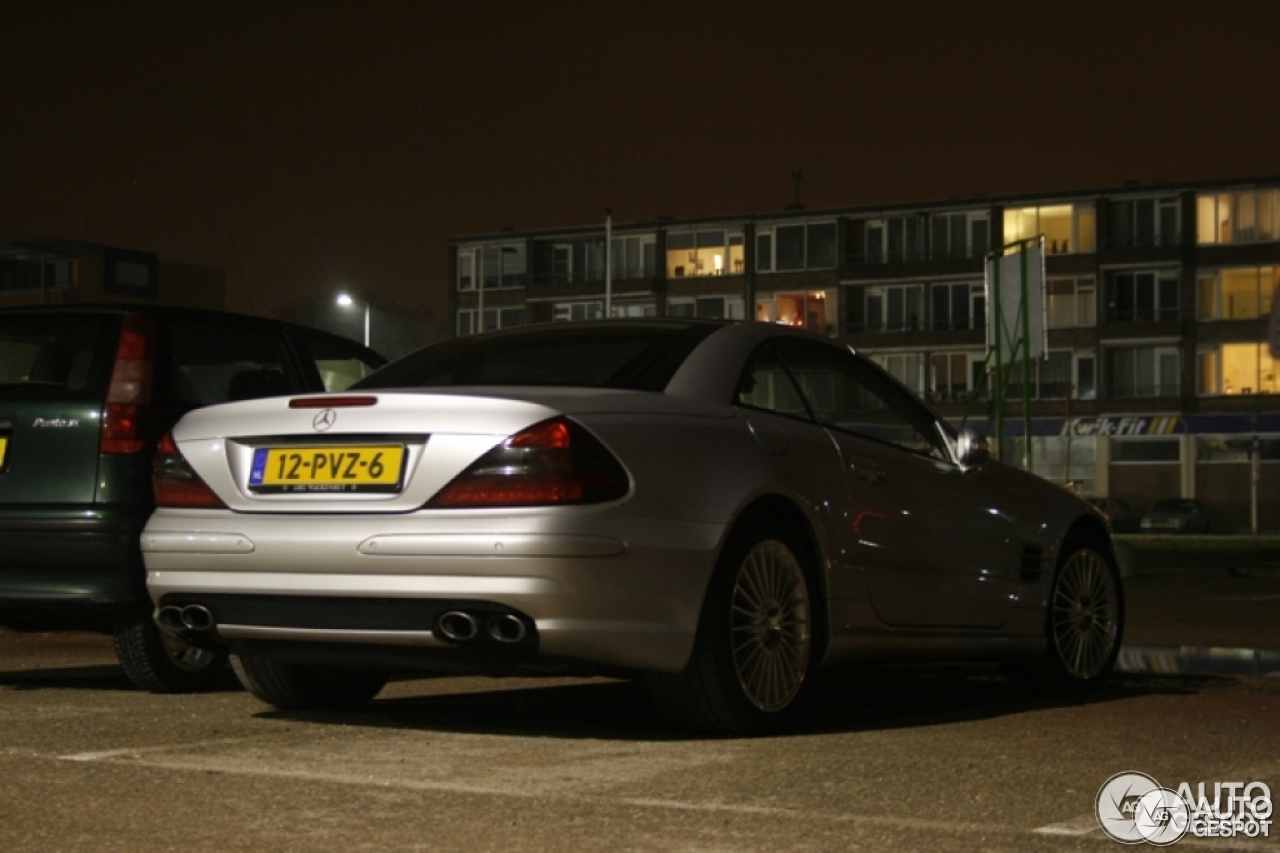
[729, 540, 811, 711]
[1051, 548, 1120, 680]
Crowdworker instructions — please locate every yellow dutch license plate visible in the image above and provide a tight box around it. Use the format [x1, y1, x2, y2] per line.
[0, 435, 8, 470]
[248, 445, 405, 493]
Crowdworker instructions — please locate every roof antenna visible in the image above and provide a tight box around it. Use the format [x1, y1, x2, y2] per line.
[787, 170, 804, 210]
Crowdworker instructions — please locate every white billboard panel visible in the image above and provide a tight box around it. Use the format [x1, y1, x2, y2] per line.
[985, 241, 1046, 361]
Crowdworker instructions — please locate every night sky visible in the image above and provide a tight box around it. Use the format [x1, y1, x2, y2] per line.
[3, 0, 1278, 345]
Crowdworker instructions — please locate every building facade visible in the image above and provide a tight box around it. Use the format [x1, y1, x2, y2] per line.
[0, 237, 225, 311]
[449, 177, 1280, 532]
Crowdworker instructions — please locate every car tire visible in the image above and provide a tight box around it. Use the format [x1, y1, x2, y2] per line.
[112, 609, 228, 693]
[648, 514, 817, 735]
[232, 653, 388, 711]
[1004, 536, 1123, 693]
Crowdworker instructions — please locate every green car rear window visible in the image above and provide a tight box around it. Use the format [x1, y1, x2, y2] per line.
[356, 321, 718, 392]
[0, 315, 117, 401]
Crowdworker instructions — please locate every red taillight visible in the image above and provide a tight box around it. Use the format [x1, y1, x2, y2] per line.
[508, 419, 571, 450]
[101, 313, 155, 454]
[427, 417, 629, 509]
[152, 432, 227, 509]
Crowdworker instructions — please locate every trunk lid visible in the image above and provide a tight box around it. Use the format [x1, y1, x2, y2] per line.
[171, 390, 570, 513]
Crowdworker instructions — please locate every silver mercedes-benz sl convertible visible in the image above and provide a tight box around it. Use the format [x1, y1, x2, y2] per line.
[143, 320, 1122, 734]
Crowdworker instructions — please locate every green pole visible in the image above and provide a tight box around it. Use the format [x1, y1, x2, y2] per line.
[991, 250, 1004, 463]
[1019, 243, 1034, 474]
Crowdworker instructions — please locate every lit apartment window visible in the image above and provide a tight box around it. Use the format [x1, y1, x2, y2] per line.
[1003, 204, 1096, 254]
[0, 257, 77, 292]
[1197, 189, 1280, 244]
[609, 301, 657, 318]
[457, 243, 526, 291]
[1004, 350, 1073, 400]
[756, 221, 837, 272]
[1075, 352, 1097, 399]
[864, 216, 927, 264]
[1197, 343, 1278, 395]
[865, 284, 925, 332]
[872, 352, 925, 393]
[929, 281, 985, 330]
[1046, 277, 1097, 328]
[1038, 350, 1073, 399]
[1109, 197, 1180, 248]
[1196, 266, 1278, 321]
[1108, 344, 1179, 397]
[544, 238, 607, 284]
[553, 301, 603, 322]
[667, 229, 744, 278]
[1108, 269, 1179, 322]
[929, 211, 990, 260]
[457, 253, 473, 290]
[609, 234, 657, 280]
[457, 306, 526, 336]
[756, 291, 834, 335]
[551, 244, 572, 282]
[928, 350, 984, 402]
[668, 296, 744, 320]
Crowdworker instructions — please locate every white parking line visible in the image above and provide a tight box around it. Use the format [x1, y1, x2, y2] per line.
[1031, 814, 1097, 836]
[45, 740, 1280, 845]
[41, 742, 1027, 839]
[57, 737, 255, 763]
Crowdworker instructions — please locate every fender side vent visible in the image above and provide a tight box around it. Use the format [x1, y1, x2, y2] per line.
[1019, 545, 1045, 584]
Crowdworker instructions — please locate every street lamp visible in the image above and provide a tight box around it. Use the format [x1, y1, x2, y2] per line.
[335, 293, 370, 348]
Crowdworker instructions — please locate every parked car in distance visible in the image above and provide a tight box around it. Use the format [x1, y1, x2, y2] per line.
[0, 304, 385, 692]
[1140, 498, 1211, 534]
[143, 320, 1124, 734]
[1087, 497, 1140, 533]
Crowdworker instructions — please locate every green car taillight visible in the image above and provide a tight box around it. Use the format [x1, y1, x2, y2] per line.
[101, 312, 156, 455]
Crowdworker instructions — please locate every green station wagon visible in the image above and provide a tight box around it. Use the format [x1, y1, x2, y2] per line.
[0, 305, 385, 690]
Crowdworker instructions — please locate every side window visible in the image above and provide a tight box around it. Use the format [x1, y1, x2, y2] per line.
[292, 330, 384, 392]
[775, 339, 946, 459]
[168, 320, 302, 405]
[736, 342, 811, 418]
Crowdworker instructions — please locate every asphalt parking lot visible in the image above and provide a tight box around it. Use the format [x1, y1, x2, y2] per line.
[1, 539, 1277, 852]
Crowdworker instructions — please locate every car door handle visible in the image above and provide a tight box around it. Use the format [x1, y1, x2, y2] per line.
[850, 463, 886, 484]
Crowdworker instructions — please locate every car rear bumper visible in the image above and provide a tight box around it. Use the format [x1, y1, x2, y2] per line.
[0, 507, 150, 625]
[142, 507, 725, 674]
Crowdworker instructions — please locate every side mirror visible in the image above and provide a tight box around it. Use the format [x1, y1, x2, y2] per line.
[956, 429, 990, 466]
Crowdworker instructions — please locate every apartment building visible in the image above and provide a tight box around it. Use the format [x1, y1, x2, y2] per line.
[0, 237, 224, 311]
[449, 177, 1280, 532]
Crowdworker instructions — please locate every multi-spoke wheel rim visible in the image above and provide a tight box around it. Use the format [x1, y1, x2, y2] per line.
[1051, 548, 1119, 680]
[161, 632, 219, 673]
[730, 540, 811, 711]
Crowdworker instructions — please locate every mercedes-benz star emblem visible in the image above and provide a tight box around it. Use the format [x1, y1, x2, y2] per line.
[312, 409, 337, 432]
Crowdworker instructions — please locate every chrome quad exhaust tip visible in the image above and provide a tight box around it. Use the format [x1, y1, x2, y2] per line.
[155, 604, 216, 636]
[435, 610, 480, 642]
[486, 614, 527, 644]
